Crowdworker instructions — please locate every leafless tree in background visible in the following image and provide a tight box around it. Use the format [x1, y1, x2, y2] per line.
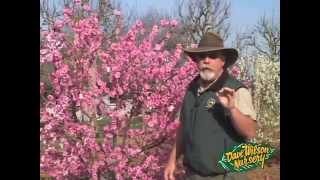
[40, 0, 119, 32]
[40, 0, 63, 30]
[231, 15, 280, 61]
[121, 4, 139, 32]
[232, 31, 253, 57]
[251, 15, 280, 61]
[140, 8, 171, 30]
[175, 0, 231, 45]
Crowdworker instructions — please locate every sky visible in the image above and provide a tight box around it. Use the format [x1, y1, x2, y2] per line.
[45, 0, 279, 46]
[118, 0, 280, 45]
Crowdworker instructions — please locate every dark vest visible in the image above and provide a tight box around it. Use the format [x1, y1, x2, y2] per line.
[181, 71, 246, 176]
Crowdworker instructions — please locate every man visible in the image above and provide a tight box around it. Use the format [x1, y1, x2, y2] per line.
[164, 32, 257, 180]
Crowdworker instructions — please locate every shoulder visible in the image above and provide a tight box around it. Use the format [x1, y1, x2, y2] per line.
[235, 87, 251, 96]
[235, 88, 253, 103]
[234, 87, 256, 120]
[181, 77, 198, 103]
[185, 75, 200, 94]
[224, 75, 246, 90]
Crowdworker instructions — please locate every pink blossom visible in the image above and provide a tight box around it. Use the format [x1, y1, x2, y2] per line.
[143, 83, 150, 90]
[154, 43, 162, 51]
[151, 25, 159, 35]
[40, 49, 48, 55]
[176, 43, 182, 49]
[63, 8, 73, 17]
[111, 43, 120, 50]
[231, 65, 241, 77]
[40, 82, 45, 94]
[82, 4, 91, 11]
[168, 105, 174, 112]
[170, 19, 178, 27]
[191, 43, 198, 48]
[165, 32, 171, 39]
[117, 86, 124, 95]
[115, 28, 120, 35]
[128, 148, 140, 156]
[113, 9, 121, 16]
[135, 20, 143, 28]
[47, 95, 54, 101]
[74, 0, 81, 5]
[78, 93, 84, 99]
[160, 19, 170, 27]
[54, 20, 64, 29]
[114, 72, 121, 79]
[40, 3, 198, 179]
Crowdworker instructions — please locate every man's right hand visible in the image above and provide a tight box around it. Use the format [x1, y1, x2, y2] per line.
[164, 161, 176, 180]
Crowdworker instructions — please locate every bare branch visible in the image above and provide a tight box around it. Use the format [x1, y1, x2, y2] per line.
[175, 0, 231, 45]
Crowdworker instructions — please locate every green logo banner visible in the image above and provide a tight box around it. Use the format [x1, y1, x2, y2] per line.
[218, 143, 276, 172]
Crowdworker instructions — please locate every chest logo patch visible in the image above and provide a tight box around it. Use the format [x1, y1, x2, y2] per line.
[206, 97, 216, 109]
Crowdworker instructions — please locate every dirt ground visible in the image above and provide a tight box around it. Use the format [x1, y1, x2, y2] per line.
[246, 150, 280, 180]
[246, 162, 280, 180]
[245, 127, 280, 180]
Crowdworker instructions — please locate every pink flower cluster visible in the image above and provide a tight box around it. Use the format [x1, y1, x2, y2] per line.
[40, 2, 197, 180]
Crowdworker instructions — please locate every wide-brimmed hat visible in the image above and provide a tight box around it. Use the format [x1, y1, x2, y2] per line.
[184, 32, 238, 67]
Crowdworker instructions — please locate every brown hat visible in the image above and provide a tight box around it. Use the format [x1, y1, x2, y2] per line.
[184, 32, 238, 67]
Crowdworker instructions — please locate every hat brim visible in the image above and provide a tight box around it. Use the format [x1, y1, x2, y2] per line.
[183, 47, 238, 67]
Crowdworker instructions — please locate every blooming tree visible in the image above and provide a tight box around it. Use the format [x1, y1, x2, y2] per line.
[252, 55, 280, 146]
[230, 54, 280, 146]
[40, 2, 198, 180]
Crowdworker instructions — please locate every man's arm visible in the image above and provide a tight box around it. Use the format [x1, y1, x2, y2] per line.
[228, 107, 257, 139]
[228, 87, 257, 139]
[164, 123, 184, 180]
[217, 87, 257, 139]
[167, 124, 184, 164]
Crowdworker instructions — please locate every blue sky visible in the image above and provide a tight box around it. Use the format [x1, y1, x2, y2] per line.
[46, 0, 279, 45]
[230, 0, 279, 30]
[118, 0, 280, 45]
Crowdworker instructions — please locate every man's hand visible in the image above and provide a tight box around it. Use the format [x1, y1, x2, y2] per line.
[164, 124, 183, 180]
[216, 87, 236, 110]
[164, 161, 176, 180]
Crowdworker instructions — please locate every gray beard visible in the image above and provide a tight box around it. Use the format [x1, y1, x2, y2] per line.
[199, 70, 216, 82]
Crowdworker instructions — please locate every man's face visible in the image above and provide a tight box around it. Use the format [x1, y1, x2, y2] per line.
[194, 53, 226, 82]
